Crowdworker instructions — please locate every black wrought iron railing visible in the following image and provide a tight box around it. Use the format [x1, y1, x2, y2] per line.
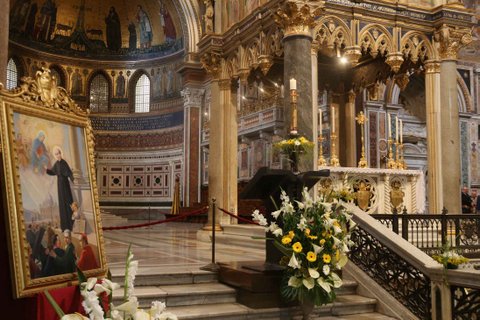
[371, 209, 480, 258]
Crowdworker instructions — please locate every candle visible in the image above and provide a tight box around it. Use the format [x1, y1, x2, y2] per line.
[319, 110, 323, 134]
[332, 108, 335, 133]
[395, 116, 399, 142]
[290, 78, 297, 90]
[387, 114, 391, 139]
[400, 120, 403, 144]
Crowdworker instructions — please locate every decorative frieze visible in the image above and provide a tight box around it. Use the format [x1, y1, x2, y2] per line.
[181, 87, 205, 107]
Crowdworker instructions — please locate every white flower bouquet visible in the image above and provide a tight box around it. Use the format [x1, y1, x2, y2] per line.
[252, 188, 356, 306]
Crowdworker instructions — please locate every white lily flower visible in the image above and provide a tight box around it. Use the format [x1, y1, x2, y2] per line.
[133, 310, 150, 320]
[81, 290, 104, 320]
[101, 278, 120, 291]
[331, 272, 343, 288]
[114, 297, 139, 316]
[280, 190, 289, 203]
[317, 277, 332, 293]
[312, 244, 323, 254]
[333, 223, 342, 235]
[85, 277, 98, 291]
[332, 236, 342, 248]
[110, 310, 123, 320]
[296, 215, 307, 231]
[301, 188, 314, 208]
[349, 220, 357, 229]
[322, 264, 330, 276]
[321, 202, 332, 212]
[284, 203, 295, 214]
[158, 312, 178, 320]
[303, 277, 315, 290]
[288, 253, 301, 269]
[150, 301, 166, 318]
[269, 222, 283, 236]
[271, 209, 282, 219]
[294, 140, 301, 146]
[308, 268, 320, 279]
[288, 276, 302, 288]
[296, 200, 305, 210]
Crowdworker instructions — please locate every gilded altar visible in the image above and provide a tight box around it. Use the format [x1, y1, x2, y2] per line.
[317, 167, 425, 214]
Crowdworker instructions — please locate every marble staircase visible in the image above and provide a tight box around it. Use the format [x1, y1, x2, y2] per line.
[110, 265, 398, 319]
[100, 210, 130, 228]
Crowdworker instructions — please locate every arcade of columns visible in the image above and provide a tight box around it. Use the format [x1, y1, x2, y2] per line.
[194, 0, 473, 226]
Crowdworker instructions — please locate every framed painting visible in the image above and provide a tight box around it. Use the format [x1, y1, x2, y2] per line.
[0, 69, 107, 298]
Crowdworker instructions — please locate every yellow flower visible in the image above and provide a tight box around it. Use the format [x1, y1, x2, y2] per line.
[335, 249, 340, 261]
[282, 236, 292, 245]
[307, 251, 317, 262]
[288, 231, 295, 239]
[305, 229, 318, 240]
[319, 239, 326, 245]
[293, 242, 303, 253]
[323, 254, 331, 263]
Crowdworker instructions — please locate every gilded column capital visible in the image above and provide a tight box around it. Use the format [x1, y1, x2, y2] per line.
[424, 61, 441, 74]
[258, 55, 273, 76]
[200, 51, 223, 78]
[347, 90, 356, 103]
[434, 24, 473, 61]
[273, 1, 325, 39]
[181, 87, 205, 107]
[386, 52, 404, 73]
[218, 78, 231, 91]
[344, 46, 362, 64]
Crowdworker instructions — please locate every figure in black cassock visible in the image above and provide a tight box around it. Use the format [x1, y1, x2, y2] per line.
[46, 146, 74, 231]
[105, 6, 122, 51]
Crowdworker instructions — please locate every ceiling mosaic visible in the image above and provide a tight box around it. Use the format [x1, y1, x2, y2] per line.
[9, 0, 184, 60]
[459, 0, 480, 62]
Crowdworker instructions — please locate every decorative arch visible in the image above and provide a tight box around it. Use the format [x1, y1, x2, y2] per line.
[457, 73, 473, 113]
[358, 24, 394, 58]
[129, 69, 153, 113]
[400, 31, 435, 64]
[175, 0, 202, 53]
[87, 70, 112, 113]
[6, 55, 27, 89]
[313, 16, 353, 53]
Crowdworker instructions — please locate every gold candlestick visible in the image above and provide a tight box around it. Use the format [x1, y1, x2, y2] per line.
[387, 138, 396, 169]
[330, 133, 340, 167]
[395, 141, 402, 169]
[356, 111, 368, 168]
[317, 135, 327, 167]
[290, 89, 298, 135]
[399, 143, 407, 170]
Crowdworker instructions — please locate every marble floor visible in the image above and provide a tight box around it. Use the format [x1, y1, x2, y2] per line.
[104, 221, 265, 273]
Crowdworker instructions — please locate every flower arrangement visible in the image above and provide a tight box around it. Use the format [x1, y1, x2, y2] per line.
[45, 245, 177, 320]
[252, 188, 356, 306]
[432, 242, 469, 269]
[274, 136, 314, 172]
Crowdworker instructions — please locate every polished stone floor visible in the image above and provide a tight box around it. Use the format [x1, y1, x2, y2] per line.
[104, 221, 265, 272]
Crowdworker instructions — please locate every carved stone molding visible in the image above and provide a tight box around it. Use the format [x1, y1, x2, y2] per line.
[273, 1, 324, 38]
[200, 51, 222, 78]
[424, 61, 441, 74]
[218, 79, 231, 90]
[344, 46, 362, 64]
[394, 73, 410, 91]
[434, 24, 473, 60]
[386, 52, 404, 74]
[181, 87, 205, 107]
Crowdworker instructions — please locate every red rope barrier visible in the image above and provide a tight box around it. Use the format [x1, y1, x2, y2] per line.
[218, 207, 260, 225]
[102, 206, 208, 231]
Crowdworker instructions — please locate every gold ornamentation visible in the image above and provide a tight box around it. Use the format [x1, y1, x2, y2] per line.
[201, 52, 222, 78]
[355, 181, 372, 211]
[386, 52, 404, 73]
[273, 1, 325, 38]
[434, 24, 473, 60]
[0, 68, 85, 115]
[290, 88, 298, 134]
[387, 138, 396, 169]
[394, 73, 410, 91]
[203, 0, 214, 35]
[401, 33, 432, 64]
[356, 111, 368, 168]
[330, 133, 340, 167]
[390, 180, 405, 210]
[344, 46, 362, 64]
[258, 55, 273, 75]
[317, 135, 327, 167]
[424, 61, 441, 74]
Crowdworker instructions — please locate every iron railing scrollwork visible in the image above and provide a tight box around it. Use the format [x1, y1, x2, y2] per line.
[350, 226, 432, 319]
[451, 285, 480, 319]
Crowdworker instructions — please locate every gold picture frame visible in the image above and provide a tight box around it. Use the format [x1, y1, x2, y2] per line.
[0, 69, 107, 298]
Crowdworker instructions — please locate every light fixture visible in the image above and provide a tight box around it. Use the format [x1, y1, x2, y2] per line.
[242, 95, 246, 100]
[340, 56, 348, 64]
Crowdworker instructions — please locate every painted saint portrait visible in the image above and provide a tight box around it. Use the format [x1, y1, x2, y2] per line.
[13, 112, 101, 279]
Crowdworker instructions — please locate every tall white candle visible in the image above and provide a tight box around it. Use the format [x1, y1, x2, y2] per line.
[319, 110, 322, 134]
[290, 78, 297, 90]
[400, 119, 403, 144]
[396, 116, 399, 142]
[387, 114, 391, 139]
[332, 108, 335, 133]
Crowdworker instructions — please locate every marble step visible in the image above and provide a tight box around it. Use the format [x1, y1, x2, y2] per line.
[221, 225, 266, 238]
[215, 233, 265, 250]
[112, 282, 236, 308]
[110, 265, 217, 287]
[165, 294, 381, 320]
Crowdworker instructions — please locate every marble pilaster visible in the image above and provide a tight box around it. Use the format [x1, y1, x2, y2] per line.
[181, 87, 205, 207]
[0, 0, 9, 85]
[312, 44, 319, 169]
[345, 91, 357, 167]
